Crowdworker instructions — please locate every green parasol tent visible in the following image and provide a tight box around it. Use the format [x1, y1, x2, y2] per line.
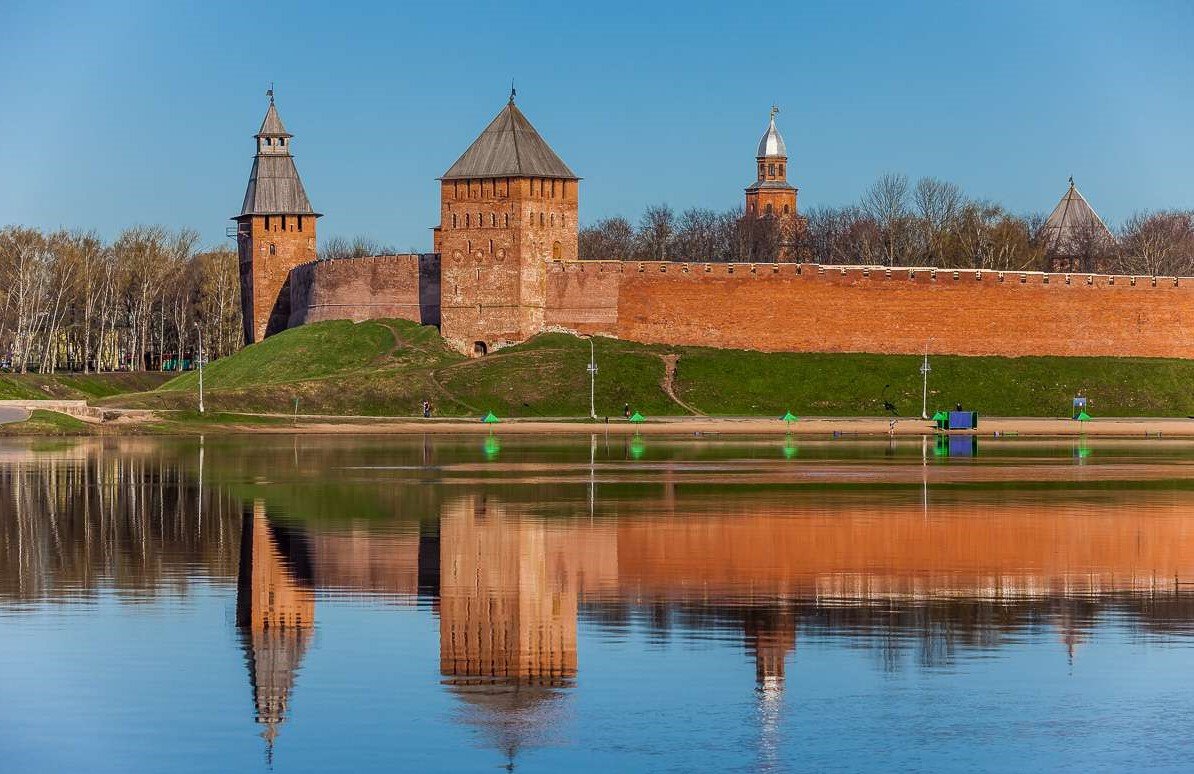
[629, 412, 645, 423]
[782, 411, 799, 423]
[482, 411, 500, 423]
[1076, 411, 1091, 421]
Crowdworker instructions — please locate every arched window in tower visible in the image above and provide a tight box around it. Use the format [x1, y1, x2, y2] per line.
[491, 213, 496, 227]
[550, 213, 555, 226]
[269, 243, 276, 256]
[465, 214, 470, 227]
[452, 213, 457, 228]
[779, 164, 784, 177]
[297, 216, 303, 232]
[265, 138, 272, 146]
[540, 212, 545, 226]
[783, 204, 790, 214]
[765, 203, 773, 214]
[552, 241, 562, 259]
[279, 138, 286, 147]
[759, 163, 765, 178]
[504, 214, 509, 227]
[769, 163, 775, 177]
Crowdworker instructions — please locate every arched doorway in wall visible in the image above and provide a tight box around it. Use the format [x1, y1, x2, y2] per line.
[473, 341, 488, 357]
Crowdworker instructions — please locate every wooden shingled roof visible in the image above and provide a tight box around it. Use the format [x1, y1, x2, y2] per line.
[237, 100, 317, 218]
[441, 99, 577, 180]
[239, 155, 317, 216]
[1042, 179, 1113, 256]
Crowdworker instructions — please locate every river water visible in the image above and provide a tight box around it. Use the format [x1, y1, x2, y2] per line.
[2, 434, 1194, 772]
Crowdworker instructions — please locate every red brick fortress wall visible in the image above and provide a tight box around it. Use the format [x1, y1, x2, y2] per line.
[544, 262, 1194, 358]
[288, 254, 440, 328]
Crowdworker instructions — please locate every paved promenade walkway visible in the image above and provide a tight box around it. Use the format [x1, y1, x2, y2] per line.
[0, 407, 31, 425]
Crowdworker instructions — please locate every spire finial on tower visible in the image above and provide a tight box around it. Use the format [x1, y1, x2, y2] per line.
[267, 83, 275, 105]
[1068, 175, 1075, 189]
[509, 81, 516, 104]
[770, 105, 779, 121]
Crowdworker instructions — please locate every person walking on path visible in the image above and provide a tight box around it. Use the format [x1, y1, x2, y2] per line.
[422, 400, 432, 418]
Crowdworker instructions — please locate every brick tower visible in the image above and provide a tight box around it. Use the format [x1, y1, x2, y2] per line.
[234, 92, 319, 344]
[434, 91, 579, 355]
[745, 107, 803, 260]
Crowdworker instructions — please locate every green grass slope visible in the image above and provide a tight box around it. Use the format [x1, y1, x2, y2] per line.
[676, 350, 1194, 417]
[0, 410, 95, 435]
[99, 318, 1194, 418]
[0, 372, 171, 401]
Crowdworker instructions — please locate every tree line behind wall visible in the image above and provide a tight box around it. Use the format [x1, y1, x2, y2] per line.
[580, 174, 1194, 276]
[0, 225, 242, 373]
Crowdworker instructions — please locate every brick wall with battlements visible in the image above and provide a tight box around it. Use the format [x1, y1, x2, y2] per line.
[288, 254, 440, 328]
[543, 261, 1194, 358]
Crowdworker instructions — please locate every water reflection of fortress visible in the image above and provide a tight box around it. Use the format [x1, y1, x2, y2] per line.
[4, 448, 1194, 764]
[235, 489, 1194, 758]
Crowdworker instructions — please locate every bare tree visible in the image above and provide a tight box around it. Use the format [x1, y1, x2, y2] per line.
[912, 177, 963, 265]
[637, 205, 675, 261]
[1118, 211, 1194, 277]
[579, 217, 636, 260]
[861, 173, 913, 266]
[317, 236, 395, 261]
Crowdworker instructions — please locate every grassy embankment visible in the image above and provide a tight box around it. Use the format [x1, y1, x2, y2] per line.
[0, 372, 170, 401]
[0, 409, 94, 435]
[89, 318, 1194, 419]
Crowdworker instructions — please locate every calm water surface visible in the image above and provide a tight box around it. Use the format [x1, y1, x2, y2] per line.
[3, 434, 1194, 772]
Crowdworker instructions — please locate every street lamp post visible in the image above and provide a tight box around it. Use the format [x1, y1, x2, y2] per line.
[194, 323, 205, 415]
[586, 338, 598, 420]
[919, 344, 932, 420]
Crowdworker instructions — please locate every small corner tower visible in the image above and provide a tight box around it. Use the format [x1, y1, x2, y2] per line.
[234, 91, 320, 344]
[435, 89, 579, 356]
[745, 107, 803, 259]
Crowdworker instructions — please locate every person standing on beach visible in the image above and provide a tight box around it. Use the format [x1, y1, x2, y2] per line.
[623, 403, 631, 419]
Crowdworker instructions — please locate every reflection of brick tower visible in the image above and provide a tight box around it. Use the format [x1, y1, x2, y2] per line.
[438, 495, 580, 768]
[236, 502, 314, 762]
[439, 495, 577, 683]
[743, 608, 796, 691]
[434, 90, 579, 356]
[744, 107, 804, 260]
[234, 92, 319, 344]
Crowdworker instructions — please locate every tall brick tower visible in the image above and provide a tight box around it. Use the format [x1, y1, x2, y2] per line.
[745, 107, 803, 260]
[234, 92, 319, 344]
[434, 91, 579, 355]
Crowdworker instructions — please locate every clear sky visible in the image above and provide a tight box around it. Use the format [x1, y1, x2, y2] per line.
[2, 0, 1192, 250]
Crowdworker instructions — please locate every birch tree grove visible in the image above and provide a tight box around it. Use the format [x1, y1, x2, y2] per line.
[0, 225, 242, 373]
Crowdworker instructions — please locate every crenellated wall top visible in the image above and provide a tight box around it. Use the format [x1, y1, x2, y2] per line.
[292, 253, 437, 271]
[546, 260, 1191, 288]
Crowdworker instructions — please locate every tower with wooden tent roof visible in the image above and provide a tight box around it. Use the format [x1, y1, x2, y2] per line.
[434, 89, 579, 355]
[1042, 178, 1115, 273]
[234, 90, 320, 344]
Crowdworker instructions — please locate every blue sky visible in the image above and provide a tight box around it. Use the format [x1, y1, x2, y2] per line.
[1, 0, 1192, 250]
